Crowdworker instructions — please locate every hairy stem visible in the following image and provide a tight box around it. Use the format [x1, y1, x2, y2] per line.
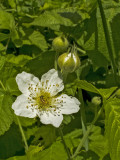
[98, 0, 118, 85]
[58, 127, 71, 160]
[78, 89, 89, 151]
[72, 107, 103, 159]
[54, 52, 59, 70]
[16, 116, 29, 151]
[76, 70, 88, 151]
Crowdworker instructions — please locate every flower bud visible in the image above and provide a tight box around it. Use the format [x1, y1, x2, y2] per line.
[52, 36, 69, 53]
[58, 52, 80, 73]
[91, 96, 101, 106]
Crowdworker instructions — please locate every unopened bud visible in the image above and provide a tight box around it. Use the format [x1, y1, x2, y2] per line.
[52, 36, 69, 53]
[91, 96, 101, 106]
[58, 52, 80, 73]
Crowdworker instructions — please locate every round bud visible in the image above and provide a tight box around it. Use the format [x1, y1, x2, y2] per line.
[115, 89, 120, 98]
[58, 52, 80, 73]
[52, 36, 69, 53]
[91, 96, 101, 106]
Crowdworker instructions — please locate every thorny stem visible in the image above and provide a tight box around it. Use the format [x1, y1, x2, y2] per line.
[16, 116, 29, 152]
[98, 0, 118, 85]
[58, 127, 71, 160]
[72, 107, 103, 159]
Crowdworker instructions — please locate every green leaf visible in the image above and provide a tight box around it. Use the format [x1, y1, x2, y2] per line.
[86, 50, 109, 70]
[0, 124, 24, 159]
[34, 141, 68, 160]
[7, 156, 27, 160]
[6, 54, 32, 67]
[99, 87, 117, 99]
[30, 10, 73, 29]
[27, 145, 43, 159]
[62, 125, 108, 159]
[0, 43, 6, 53]
[0, 93, 13, 136]
[105, 98, 120, 160]
[0, 10, 15, 30]
[33, 125, 56, 147]
[29, 31, 48, 51]
[89, 126, 108, 159]
[0, 55, 6, 70]
[14, 116, 37, 127]
[75, 80, 117, 99]
[6, 77, 20, 96]
[75, 80, 101, 94]
[8, 0, 16, 9]
[25, 51, 55, 78]
[24, 125, 39, 140]
[0, 33, 10, 42]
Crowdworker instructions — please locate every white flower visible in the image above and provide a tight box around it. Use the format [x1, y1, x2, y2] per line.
[12, 69, 80, 127]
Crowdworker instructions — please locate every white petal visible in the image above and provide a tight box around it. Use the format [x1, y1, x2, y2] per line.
[38, 112, 63, 128]
[16, 71, 39, 95]
[55, 94, 80, 114]
[41, 69, 64, 96]
[12, 94, 37, 118]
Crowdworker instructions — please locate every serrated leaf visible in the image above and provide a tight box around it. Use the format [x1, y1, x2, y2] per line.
[83, 1, 120, 71]
[6, 54, 32, 67]
[34, 141, 68, 160]
[24, 125, 38, 140]
[0, 93, 13, 136]
[105, 98, 120, 160]
[75, 80, 117, 99]
[29, 31, 48, 51]
[99, 87, 117, 99]
[27, 145, 43, 158]
[30, 10, 73, 29]
[33, 125, 56, 147]
[75, 80, 101, 94]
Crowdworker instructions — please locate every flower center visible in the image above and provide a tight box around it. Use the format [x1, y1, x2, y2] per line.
[36, 91, 52, 110]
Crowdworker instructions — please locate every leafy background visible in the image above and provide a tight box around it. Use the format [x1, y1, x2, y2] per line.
[0, 0, 120, 159]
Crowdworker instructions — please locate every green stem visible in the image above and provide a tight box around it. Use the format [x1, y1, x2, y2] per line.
[16, 116, 29, 151]
[62, 72, 68, 84]
[54, 52, 59, 70]
[72, 107, 102, 159]
[98, 0, 118, 85]
[59, 127, 71, 160]
[78, 89, 89, 151]
[0, 80, 6, 91]
[76, 71, 88, 151]
[77, 48, 86, 54]
[31, 0, 35, 15]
